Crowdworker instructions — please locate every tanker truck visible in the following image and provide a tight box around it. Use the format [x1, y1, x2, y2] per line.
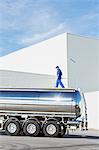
[0, 88, 87, 137]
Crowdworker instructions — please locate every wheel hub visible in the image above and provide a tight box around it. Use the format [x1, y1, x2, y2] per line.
[46, 124, 56, 135]
[7, 123, 17, 133]
[27, 124, 36, 134]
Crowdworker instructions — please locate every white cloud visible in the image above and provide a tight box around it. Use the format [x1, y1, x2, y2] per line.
[81, 12, 99, 22]
[1, 0, 98, 56]
[0, 0, 28, 30]
[70, 11, 99, 36]
[19, 22, 71, 45]
[0, 47, 5, 56]
[0, 47, 4, 51]
[0, 0, 58, 31]
[0, 1, 71, 46]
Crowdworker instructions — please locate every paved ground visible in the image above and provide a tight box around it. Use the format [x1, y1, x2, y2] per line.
[0, 130, 99, 150]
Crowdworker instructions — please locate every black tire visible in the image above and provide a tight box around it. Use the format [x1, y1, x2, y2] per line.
[4, 120, 20, 136]
[43, 121, 60, 137]
[23, 120, 40, 136]
[58, 124, 66, 137]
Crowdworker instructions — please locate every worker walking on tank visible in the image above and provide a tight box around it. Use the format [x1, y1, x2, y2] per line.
[55, 66, 65, 88]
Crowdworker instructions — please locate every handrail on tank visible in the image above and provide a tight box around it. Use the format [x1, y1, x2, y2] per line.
[0, 87, 76, 92]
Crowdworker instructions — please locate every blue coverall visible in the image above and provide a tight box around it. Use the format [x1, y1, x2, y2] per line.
[56, 68, 65, 88]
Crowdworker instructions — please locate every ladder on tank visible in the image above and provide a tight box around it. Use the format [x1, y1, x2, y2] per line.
[81, 92, 88, 130]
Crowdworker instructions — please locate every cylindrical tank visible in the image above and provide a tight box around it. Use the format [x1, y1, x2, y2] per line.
[0, 88, 81, 115]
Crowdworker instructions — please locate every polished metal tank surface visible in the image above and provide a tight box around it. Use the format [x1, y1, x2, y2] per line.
[0, 88, 81, 114]
[0, 104, 75, 113]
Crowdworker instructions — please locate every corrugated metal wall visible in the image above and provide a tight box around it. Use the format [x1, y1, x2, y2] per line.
[0, 70, 56, 88]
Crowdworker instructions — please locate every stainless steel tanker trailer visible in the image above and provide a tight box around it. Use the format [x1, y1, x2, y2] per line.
[0, 88, 88, 137]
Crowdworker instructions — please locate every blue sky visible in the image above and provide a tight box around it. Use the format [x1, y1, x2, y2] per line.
[0, 0, 99, 56]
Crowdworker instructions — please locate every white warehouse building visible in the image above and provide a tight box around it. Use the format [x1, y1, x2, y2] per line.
[0, 33, 99, 130]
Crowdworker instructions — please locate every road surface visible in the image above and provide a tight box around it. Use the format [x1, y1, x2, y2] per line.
[0, 130, 99, 150]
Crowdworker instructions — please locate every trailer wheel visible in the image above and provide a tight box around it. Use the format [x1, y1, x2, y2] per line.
[23, 120, 40, 136]
[4, 120, 20, 136]
[43, 121, 60, 137]
[58, 124, 66, 137]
